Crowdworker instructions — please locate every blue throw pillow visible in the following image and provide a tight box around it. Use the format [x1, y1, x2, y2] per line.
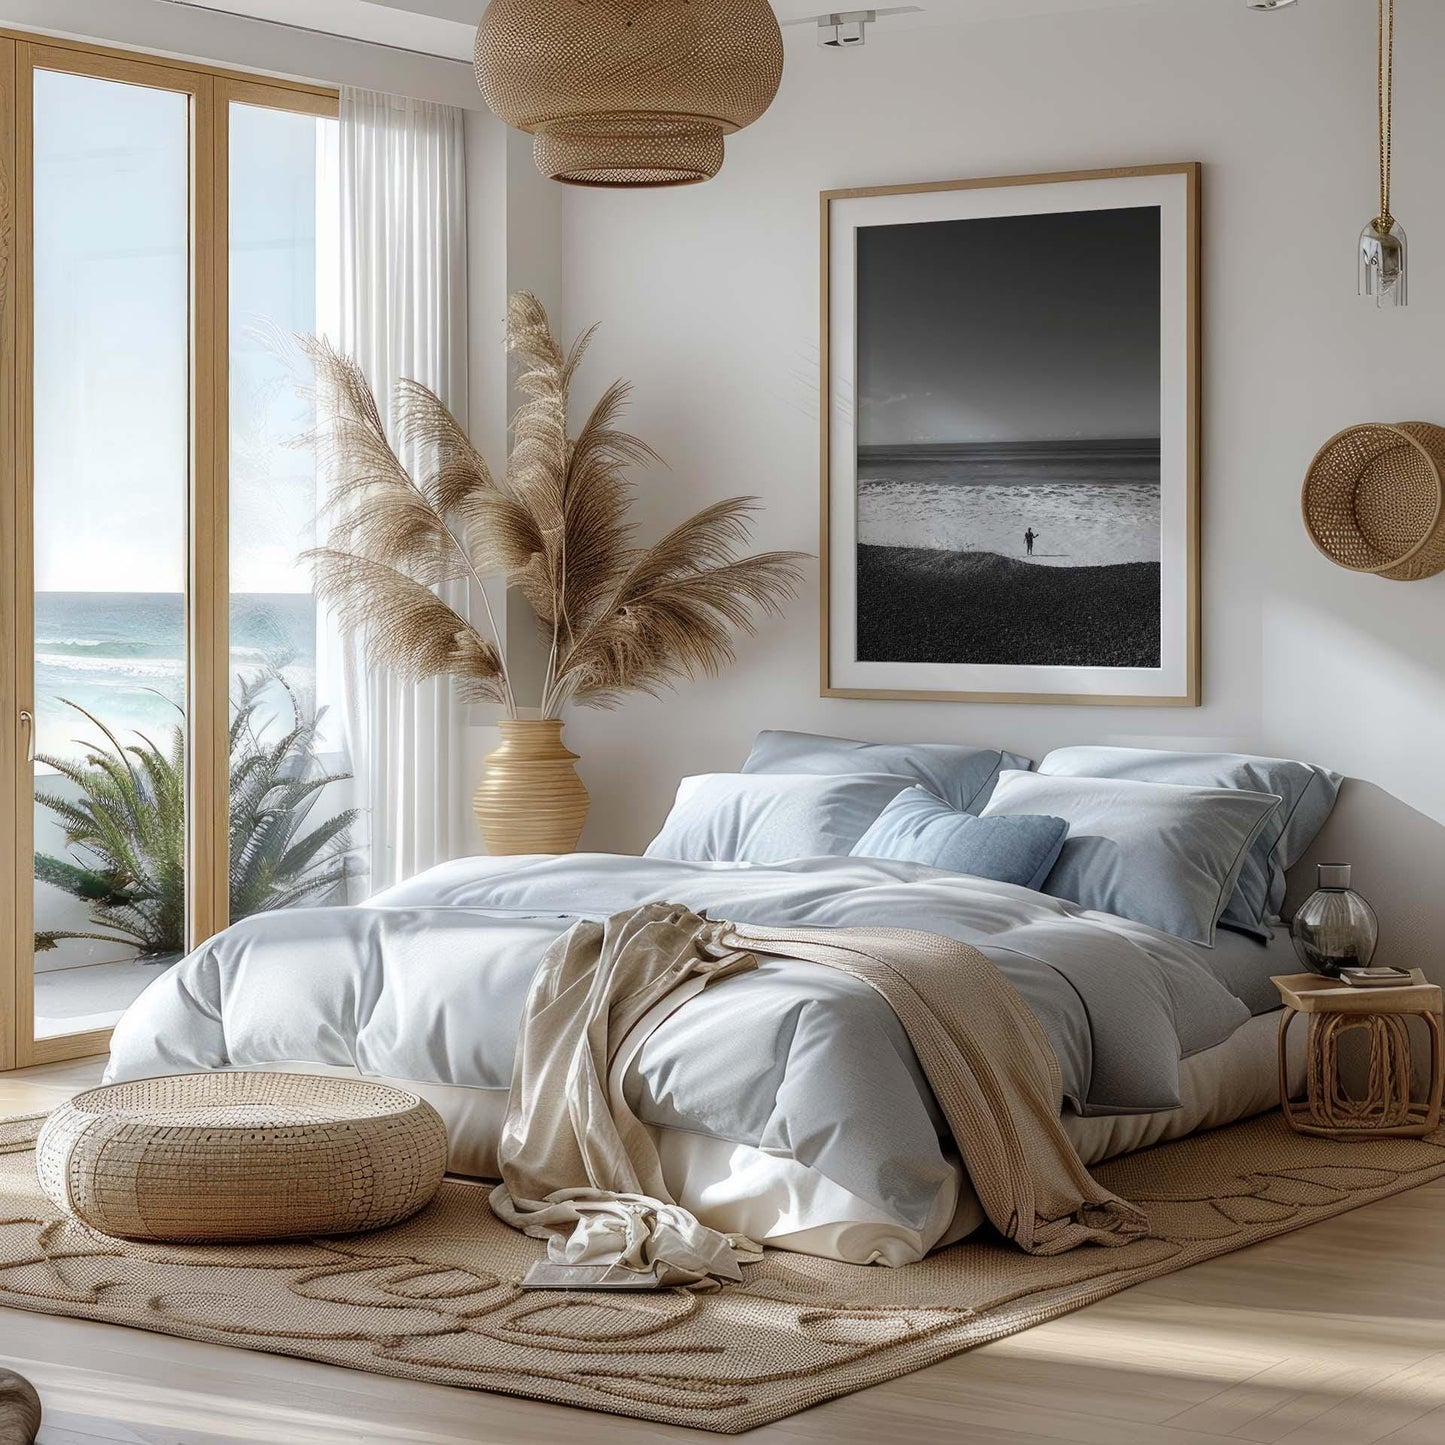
[851, 786, 1067, 890]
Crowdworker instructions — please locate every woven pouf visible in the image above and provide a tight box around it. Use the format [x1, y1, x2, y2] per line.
[35, 1072, 449, 1243]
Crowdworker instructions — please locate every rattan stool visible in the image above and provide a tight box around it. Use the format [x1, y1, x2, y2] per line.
[1273, 972, 1445, 1139]
[36, 1072, 449, 1243]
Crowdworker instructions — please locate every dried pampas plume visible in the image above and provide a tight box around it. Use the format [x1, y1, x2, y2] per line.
[303, 292, 805, 718]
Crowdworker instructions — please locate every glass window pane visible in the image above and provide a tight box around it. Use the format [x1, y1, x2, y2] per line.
[228, 102, 358, 920]
[31, 69, 190, 1039]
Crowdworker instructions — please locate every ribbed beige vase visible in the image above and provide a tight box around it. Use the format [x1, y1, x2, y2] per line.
[473, 718, 589, 855]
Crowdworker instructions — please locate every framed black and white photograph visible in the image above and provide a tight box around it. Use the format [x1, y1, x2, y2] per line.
[822, 164, 1200, 705]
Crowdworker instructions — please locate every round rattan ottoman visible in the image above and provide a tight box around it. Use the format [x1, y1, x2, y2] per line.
[35, 1072, 449, 1243]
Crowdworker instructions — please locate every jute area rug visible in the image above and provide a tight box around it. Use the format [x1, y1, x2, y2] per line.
[2, 1111, 1443, 1435]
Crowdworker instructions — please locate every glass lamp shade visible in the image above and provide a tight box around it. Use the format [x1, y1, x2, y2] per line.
[1360, 219, 1408, 308]
[1290, 864, 1379, 978]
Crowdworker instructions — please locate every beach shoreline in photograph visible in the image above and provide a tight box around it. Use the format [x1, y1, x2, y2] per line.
[856, 544, 1161, 668]
[856, 440, 1163, 570]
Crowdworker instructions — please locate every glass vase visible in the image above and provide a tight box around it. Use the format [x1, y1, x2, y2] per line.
[1290, 864, 1379, 978]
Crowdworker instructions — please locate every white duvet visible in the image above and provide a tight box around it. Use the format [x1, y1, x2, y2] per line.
[107, 853, 1267, 1264]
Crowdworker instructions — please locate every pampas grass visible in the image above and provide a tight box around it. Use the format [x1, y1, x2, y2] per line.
[303, 292, 803, 719]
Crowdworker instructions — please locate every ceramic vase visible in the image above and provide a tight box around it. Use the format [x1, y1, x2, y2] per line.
[472, 718, 589, 855]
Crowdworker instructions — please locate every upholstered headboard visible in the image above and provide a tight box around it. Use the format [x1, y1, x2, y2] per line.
[1285, 778, 1445, 988]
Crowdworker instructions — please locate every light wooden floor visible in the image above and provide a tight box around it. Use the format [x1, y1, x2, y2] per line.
[3, 1060, 1445, 1445]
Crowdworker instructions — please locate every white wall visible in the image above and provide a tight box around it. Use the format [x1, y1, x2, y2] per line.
[551, 0, 1445, 967]
[460, 117, 568, 793]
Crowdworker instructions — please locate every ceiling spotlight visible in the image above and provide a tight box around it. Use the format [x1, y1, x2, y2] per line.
[783, 7, 922, 49]
[1246, 1, 1298, 10]
[820, 11, 869, 46]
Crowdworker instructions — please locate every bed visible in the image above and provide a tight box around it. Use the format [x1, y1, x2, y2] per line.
[104, 850, 1306, 1267]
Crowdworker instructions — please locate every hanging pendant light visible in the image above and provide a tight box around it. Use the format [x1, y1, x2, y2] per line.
[1359, 0, 1407, 307]
[474, 0, 785, 188]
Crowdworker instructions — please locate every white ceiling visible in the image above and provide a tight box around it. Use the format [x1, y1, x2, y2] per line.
[163, 0, 476, 58]
[166, 0, 1174, 63]
[365, 0, 477, 18]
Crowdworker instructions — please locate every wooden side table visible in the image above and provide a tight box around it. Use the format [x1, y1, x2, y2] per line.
[1273, 971, 1444, 1139]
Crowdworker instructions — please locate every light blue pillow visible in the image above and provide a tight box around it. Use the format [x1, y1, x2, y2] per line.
[851, 786, 1067, 889]
[1037, 746, 1342, 939]
[741, 730, 1031, 813]
[645, 772, 916, 864]
[981, 771, 1282, 946]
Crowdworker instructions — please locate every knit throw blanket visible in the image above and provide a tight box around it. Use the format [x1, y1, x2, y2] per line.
[489, 904, 1148, 1286]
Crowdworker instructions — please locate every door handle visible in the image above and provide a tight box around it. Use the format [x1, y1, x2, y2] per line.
[18, 710, 34, 763]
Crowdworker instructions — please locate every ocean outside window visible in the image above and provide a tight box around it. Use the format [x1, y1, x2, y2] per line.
[227, 102, 360, 923]
[29, 74, 347, 1043]
[31, 69, 190, 1040]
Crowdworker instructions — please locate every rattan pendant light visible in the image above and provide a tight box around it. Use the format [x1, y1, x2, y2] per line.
[474, 0, 785, 187]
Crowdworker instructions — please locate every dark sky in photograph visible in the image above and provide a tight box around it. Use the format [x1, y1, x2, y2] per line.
[856, 206, 1161, 448]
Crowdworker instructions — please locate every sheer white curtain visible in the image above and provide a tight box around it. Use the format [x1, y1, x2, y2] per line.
[338, 87, 473, 892]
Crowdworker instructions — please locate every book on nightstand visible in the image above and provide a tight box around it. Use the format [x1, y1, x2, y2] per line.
[1339, 966, 1415, 988]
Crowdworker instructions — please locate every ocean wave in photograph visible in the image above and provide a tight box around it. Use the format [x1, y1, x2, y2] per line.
[857, 440, 1161, 568]
[34, 592, 316, 759]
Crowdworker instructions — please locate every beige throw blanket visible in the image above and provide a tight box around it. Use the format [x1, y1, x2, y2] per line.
[489, 904, 1148, 1286]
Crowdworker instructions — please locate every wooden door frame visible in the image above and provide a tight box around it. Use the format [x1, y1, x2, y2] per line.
[3, 34, 337, 1069]
[0, 35, 17, 1072]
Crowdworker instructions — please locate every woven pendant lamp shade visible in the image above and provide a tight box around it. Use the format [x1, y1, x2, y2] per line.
[475, 0, 784, 187]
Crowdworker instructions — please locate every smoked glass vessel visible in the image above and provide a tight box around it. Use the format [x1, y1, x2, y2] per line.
[1290, 864, 1379, 977]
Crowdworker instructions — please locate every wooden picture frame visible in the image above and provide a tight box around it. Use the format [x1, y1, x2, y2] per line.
[821, 163, 1201, 706]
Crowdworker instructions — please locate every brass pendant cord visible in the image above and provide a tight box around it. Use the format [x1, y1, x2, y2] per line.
[1376, 0, 1396, 233]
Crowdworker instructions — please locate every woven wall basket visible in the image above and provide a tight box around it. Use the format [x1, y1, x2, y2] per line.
[1302, 421, 1445, 581]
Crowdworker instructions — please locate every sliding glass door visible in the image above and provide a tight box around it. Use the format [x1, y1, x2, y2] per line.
[28, 65, 192, 1046]
[0, 34, 340, 1067]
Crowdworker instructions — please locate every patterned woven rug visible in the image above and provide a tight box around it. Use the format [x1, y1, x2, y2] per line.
[3, 1110, 1443, 1435]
